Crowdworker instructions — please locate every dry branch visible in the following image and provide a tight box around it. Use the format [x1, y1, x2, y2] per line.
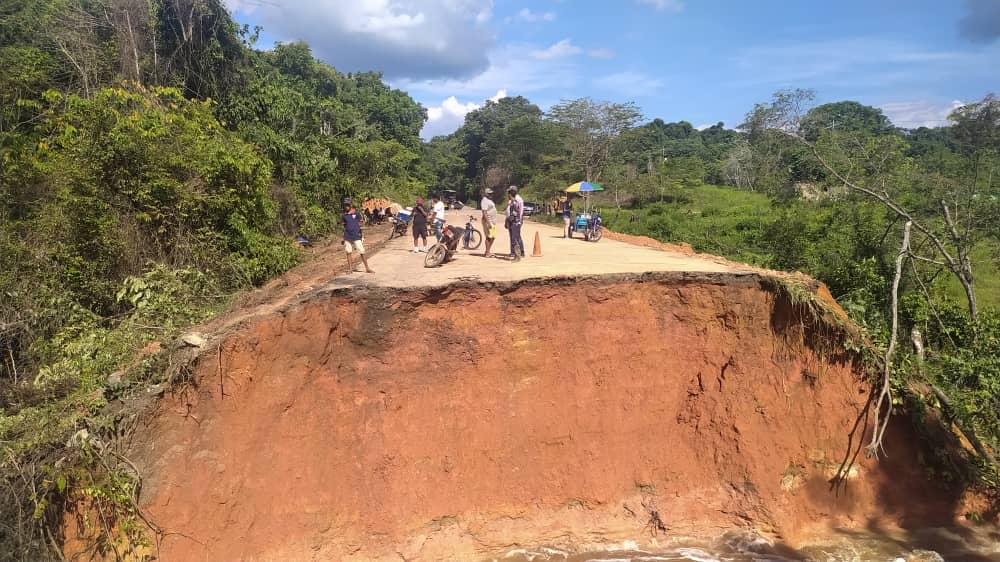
[868, 220, 911, 457]
[779, 129, 980, 323]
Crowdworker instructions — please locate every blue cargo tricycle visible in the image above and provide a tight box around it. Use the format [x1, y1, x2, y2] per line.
[568, 211, 603, 242]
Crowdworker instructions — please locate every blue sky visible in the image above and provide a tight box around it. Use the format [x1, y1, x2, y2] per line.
[225, 0, 1000, 139]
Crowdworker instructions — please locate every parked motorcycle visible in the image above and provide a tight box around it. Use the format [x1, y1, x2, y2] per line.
[388, 207, 411, 239]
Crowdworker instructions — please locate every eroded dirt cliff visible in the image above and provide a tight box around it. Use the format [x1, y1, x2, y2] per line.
[122, 273, 964, 561]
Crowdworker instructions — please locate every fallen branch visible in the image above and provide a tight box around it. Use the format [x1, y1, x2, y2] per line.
[868, 220, 911, 457]
[929, 384, 998, 467]
[780, 129, 980, 324]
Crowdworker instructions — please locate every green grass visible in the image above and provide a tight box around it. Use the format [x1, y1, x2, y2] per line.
[597, 184, 776, 266]
[942, 243, 1000, 310]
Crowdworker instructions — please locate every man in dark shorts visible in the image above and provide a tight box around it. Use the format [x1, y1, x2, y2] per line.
[412, 197, 429, 253]
[342, 198, 373, 274]
[559, 195, 573, 238]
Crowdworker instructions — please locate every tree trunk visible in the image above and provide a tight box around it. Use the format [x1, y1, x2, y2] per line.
[929, 384, 997, 466]
[962, 274, 979, 324]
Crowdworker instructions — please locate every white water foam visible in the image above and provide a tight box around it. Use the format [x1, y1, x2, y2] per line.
[676, 547, 723, 562]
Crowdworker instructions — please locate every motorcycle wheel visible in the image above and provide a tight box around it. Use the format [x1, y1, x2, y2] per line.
[424, 244, 447, 268]
[590, 227, 603, 242]
[463, 228, 483, 250]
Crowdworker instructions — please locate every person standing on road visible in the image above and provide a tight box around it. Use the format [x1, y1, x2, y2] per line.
[559, 195, 573, 238]
[431, 194, 447, 242]
[505, 186, 525, 261]
[412, 197, 429, 253]
[341, 198, 373, 274]
[480, 188, 498, 258]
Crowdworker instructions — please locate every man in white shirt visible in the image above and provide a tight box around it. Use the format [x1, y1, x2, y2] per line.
[480, 188, 498, 258]
[431, 194, 446, 241]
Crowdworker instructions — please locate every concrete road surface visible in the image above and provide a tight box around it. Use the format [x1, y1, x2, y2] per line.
[328, 221, 740, 290]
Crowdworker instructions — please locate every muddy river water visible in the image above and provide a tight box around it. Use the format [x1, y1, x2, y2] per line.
[501, 528, 1000, 562]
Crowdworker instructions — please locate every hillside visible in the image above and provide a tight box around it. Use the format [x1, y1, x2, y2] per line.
[2, 0, 997, 560]
[57, 224, 990, 561]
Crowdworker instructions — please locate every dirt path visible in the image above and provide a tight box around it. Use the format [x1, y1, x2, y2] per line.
[191, 220, 772, 344]
[328, 220, 751, 290]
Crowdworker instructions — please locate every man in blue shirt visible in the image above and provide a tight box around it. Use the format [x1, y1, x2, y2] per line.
[342, 198, 373, 274]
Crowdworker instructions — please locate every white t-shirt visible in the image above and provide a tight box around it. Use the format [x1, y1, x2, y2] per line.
[480, 197, 497, 225]
[433, 200, 446, 223]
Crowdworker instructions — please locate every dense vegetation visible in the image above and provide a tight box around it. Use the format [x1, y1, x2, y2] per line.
[1, 0, 998, 559]
[426, 89, 1000, 496]
[0, 0, 426, 558]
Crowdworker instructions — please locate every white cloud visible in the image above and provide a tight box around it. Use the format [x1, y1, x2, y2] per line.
[592, 70, 663, 97]
[397, 42, 583, 116]
[475, 2, 494, 24]
[531, 38, 582, 60]
[223, 0, 496, 80]
[512, 8, 556, 23]
[425, 96, 480, 137]
[422, 89, 508, 138]
[637, 0, 685, 12]
[587, 48, 615, 60]
[224, 0, 261, 14]
[880, 99, 965, 129]
[728, 37, 988, 89]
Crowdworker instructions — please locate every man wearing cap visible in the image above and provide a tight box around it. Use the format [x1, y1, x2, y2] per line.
[480, 188, 498, 258]
[505, 186, 525, 261]
[341, 198, 373, 274]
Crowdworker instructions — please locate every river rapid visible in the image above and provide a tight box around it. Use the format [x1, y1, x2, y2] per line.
[499, 528, 1000, 562]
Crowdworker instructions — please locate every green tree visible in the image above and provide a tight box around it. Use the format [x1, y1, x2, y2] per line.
[800, 100, 895, 142]
[546, 97, 642, 183]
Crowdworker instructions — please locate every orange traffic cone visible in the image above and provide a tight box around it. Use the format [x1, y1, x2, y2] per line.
[531, 231, 542, 257]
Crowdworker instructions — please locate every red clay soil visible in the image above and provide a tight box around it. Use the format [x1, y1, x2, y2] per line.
[602, 230, 700, 256]
[102, 273, 973, 561]
[603, 230, 761, 274]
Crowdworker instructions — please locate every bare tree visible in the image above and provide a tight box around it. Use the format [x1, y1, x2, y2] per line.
[48, 1, 114, 96]
[106, 0, 155, 83]
[723, 138, 755, 190]
[547, 98, 642, 183]
[749, 90, 1000, 457]
[752, 89, 990, 324]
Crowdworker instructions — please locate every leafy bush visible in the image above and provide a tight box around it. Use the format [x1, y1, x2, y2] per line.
[0, 5, 429, 557]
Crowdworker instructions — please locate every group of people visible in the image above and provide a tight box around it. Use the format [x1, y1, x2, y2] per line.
[407, 194, 446, 253]
[339, 186, 532, 274]
[486, 186, 526, 261]
[363, 206, 393, 225]
[405, 187, 526, 261]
